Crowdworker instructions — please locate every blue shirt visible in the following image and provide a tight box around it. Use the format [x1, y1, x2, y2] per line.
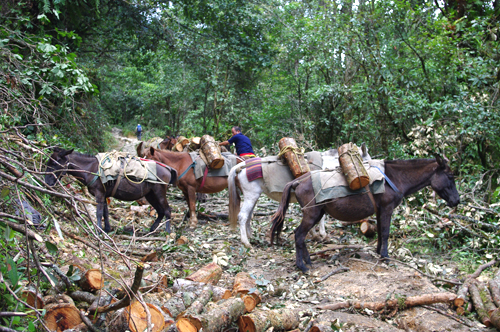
[228, 133, 254, 156]
[137, 125, 142, 132]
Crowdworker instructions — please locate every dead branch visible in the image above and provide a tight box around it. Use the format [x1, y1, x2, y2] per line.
[314, 265, 349, 283]
[317, 292, 457, 311]
[310, 245, 366, 256]
[96, 264, 144, 314]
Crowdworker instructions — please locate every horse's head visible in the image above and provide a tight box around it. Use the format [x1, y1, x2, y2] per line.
[160, 136, 177, 150]
[45, 147, 74, 186]
[431, 155, 460, 207]
[136, 142, 145, 157]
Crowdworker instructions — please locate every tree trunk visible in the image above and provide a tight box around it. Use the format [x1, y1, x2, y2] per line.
[44, 303, 83, 332]
[199, 297, 246, 332]
[176, 286, 213, 331]
[360, 220, 376, 237]
[78, 269, 103, 292]
[172, 279, 231, 302]
[107, 301, 166, 332]
[186, 263, 222, 285]
[469, 282, 492, 327]
[237, 308, 301, 332]
[232, 272, 256, 296]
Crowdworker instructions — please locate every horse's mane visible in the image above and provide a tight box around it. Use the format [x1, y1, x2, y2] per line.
[71, 151, 97, 160]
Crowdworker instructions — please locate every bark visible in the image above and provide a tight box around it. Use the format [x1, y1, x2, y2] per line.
[21, 287, 44, 309]
[189, 137, 201, 150]
[107, 301, 165, 332]
[489, 308, 500, 330]
[237, 308, 301, 332]
[186, 263, 222, 285]
[199, 297, 246, 332]
[78, 269, 103, 292]
[278, 137, 309, 178]
[317, 292, 457, 311]
[469, 282, 492, 327]
[490, 269, 500, 307]
[69, 291, 97, 305]
[454, 281, 469, 308]
[310, 245, 365, 256]
[360, 220, 376, 237]
[176, 286, 213, 331]
[172, 279, 231, 301]
[478, 282, 497, 314]
[44, 303, 83, 332]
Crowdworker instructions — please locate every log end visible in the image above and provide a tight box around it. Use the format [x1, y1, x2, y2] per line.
[44, 303, 82, 332]
[237, 315, 256, 332]
[176, 317, 198, 332]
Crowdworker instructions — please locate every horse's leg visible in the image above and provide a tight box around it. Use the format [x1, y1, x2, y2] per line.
[294, 207, 324, 272]
[238, 177, 262, 248]
[103, 201, 110, 233]
[377, 207, 394, 258]
[318, 215, 327, 238]
[94, 192, 108, 232]
[186, 187, 198, 228]
[146, 191, 169, 233]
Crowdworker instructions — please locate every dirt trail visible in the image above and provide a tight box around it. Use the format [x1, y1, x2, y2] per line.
[110, 127, 138, 155]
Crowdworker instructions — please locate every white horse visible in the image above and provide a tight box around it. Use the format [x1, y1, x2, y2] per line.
[228, 144, 371, 248]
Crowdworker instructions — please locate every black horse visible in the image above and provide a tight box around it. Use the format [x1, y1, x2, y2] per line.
[270, 156, 460, 272]
[45, 147, 177, 233]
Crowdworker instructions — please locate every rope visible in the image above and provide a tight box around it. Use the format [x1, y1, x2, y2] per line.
[278, 145, 309, 174]
[98, 152, 149, 185]
[338, 143, 365, 189]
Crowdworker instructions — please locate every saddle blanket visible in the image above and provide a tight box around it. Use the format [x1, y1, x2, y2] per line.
[261, 152, 323, 194]
[189, 152, 238, 179]
[96, 151, 161, 184]
[245, 157, 263, 182]
[311, 160, 386, 204]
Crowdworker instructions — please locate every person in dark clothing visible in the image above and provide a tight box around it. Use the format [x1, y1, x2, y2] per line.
[219, 126, 256, 160]
[136, 124, 142, 140]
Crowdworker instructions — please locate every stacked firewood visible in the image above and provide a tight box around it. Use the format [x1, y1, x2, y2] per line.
[454, 261, 500, 329]
[35, 261, 302, 332]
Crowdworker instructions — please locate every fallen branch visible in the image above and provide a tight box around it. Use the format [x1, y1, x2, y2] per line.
[317, 292, 457, 311]
[95, 264, 144, 314]
[314, 265, 349, 283]
[310, 245, 366, 256]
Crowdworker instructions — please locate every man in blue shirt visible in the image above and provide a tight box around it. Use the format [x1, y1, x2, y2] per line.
[219, 126, 256, 160]
[136, 124, 142, 140]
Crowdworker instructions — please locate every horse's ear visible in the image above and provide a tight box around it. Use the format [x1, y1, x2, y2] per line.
[361, 142, 367, 155]
[150, 146, 155, 155]
[435, 154, 446, 168]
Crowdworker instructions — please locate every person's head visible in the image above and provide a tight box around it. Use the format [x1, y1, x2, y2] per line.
[231, 126, 241, 136]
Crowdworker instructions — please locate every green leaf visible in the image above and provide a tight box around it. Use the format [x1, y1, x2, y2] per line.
[45, 241, 59, 256]
[28, 321, 36, 332]
[6, 257, 19, 288]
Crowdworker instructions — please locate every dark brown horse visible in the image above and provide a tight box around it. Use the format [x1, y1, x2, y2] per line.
[270, 156, 460, 272]
[45, 147, 177, 233]
[136, 136, 177, 157]
[145, 147, 242, 228]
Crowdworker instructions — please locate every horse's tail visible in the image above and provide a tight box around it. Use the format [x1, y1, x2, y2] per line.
[228, 164, 243, 230]
[270, 180, 295, 245]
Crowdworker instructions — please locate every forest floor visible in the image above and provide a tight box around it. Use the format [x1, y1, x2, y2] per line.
[54, 129, 497, 332]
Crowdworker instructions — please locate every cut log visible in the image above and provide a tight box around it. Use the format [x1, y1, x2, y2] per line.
[317, 292, 457, 311]
[278, 137, 309, 178]
[489, 308, 500, 330]
[232, 272, 256, 296]
[162, 295, 187, 318]
[186, 263, 222, 285]
[21, 287, 44, 309]
[141, 251, 158, 262]
[176, 286, 213, 332]
[360, 220, 376, 237]
[242, 292, 261, 313]
[189, 137, 201, 150]
[107, 301, 165, 332]
[176, 235, 188, 245]
[200, 135, 224, 169]
[490, 279, 500, 308]
[478, 282, 497, 315]
[338, 142, 369, 190]
[454, 281, 469, 308]
[78, 269, 103, 292]
[310, 321, 334, 332]
[44, 294, 75, 306]
[69, 290, 97, 305]
[44, 303, 82, 332]
[237, 308, 301, 332]
[469, 282, 492, 327]
[172, 279, 231, 302]
[199, 297, 246, 332]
